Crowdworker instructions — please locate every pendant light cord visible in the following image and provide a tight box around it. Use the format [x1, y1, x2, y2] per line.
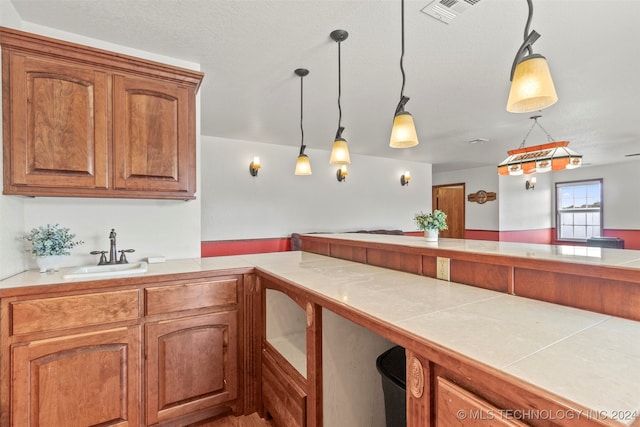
[399, 0, 406, 100]
[337, 40, 343, 130]
[520, 116, 555, 148]
[299, 74, 305, 155]
[523, 0, 534, 56]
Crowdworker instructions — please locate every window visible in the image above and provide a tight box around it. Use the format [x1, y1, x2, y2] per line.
[556, 179, 603, 241]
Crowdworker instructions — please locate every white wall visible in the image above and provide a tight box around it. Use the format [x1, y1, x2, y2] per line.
[433, 165, 499, 231]
[498, 171, 553, 231]
[0, 21, 203, 277]
[201, 136, 432, 240]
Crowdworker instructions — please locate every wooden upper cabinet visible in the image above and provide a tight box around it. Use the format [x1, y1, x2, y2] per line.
[6, 54, 109, 190]
[0, 27, 203, 200]
[113, 74, 193, 194]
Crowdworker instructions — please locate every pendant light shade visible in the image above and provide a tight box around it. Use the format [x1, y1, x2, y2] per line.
[329, 127, 350, 164]
[507, 55, 557, 113]
[506, 0, 558, 113]
[329, 29, 351, 165]
[295, 153, 312, 175]
[390, 0, 418, 148]
[294, 68, 312, 176]
[390, 98, 418, 148]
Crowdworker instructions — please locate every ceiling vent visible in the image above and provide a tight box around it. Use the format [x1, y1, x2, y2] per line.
[421, 0, 481, 24]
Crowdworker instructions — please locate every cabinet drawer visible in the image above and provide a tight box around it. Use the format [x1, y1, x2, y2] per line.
[262, 350, 306, 427]
[145, 277, 238, 315]
[436, 377, 528, 426]
[11, 289, 140, 336]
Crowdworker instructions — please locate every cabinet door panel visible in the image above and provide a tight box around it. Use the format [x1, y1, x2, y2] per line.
[11, 327, 140, 427]
[113, 74, 193, 194]
[146, 311, 238, 424]
[436, 377, 528, 427]
[7, 53, 108, 190]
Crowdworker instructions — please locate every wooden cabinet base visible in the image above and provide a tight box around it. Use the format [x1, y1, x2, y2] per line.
[11, 326, 140, 427]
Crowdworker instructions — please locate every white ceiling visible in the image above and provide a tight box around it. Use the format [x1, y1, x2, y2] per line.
[7, 0, 640, 172]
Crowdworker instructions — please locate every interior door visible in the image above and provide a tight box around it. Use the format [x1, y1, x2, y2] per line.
[432, 184, 465, 239]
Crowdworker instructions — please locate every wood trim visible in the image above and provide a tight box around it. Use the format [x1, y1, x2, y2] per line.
[0, 27, 204, 91]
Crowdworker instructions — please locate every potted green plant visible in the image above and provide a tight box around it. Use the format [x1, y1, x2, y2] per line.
[414, 210, 448, 241]
[23, 224, 84, 272]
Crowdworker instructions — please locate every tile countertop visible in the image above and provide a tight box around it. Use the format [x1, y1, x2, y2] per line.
[306, 233, 640, 268]
[1, 249, 640, 425]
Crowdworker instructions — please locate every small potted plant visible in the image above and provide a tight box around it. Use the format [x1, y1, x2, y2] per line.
[414, 210, 448, 241]
[23, 224, 84, 272]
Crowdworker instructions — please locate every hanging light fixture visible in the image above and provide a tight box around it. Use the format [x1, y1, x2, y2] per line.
[506, 0, 558, 113]
[389, 0, 419, 148]
[294, 68, 312, 176]
[329, 29, 351, 165]
[498, 115, 582, 176]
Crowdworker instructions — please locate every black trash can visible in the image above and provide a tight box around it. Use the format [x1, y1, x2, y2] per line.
[376, 346, 406, 427]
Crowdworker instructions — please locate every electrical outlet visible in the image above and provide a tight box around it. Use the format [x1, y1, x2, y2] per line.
[436, 257, 450, 281]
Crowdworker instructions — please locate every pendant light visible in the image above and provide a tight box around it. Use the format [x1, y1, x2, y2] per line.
[329, 29, 351, 165]
[294, 68, 312, 176]
[497, 115, 582, 176]
[506, 0, 558, 113]
[389, 0, 419, 148]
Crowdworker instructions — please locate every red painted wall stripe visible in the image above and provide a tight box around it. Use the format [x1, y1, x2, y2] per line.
[465, 230, 499, 241]
[201, 238, 291, 257]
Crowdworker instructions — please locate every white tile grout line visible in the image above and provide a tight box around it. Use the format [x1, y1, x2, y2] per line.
[499, 316, 612, 369]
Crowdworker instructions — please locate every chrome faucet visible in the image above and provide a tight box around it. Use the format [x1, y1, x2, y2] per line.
[90, 229, 135, 265]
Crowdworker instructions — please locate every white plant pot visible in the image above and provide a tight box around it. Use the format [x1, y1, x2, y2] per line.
[35, 255, 65, 273]
[424, 229, 439, 242]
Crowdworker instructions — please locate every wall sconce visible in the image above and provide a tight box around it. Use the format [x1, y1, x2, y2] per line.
[336, 165, 348, 182]
[249, 156, 261, 177]
[400, 171, 411, 186]
[526, 176, 536, 190]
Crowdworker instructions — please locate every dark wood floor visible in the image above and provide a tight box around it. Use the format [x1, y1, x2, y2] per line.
[191, 413, 274, 427]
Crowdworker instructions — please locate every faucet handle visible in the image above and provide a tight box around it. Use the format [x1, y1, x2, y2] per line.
[118, 249, 135, 264]
[90, 251, 108, 265]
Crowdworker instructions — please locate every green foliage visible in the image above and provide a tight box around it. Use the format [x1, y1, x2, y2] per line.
[414, 209, 448, 231]
[23, 224, 84, 257]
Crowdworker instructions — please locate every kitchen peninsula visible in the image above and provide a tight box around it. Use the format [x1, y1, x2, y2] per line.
[0, 236, 638, 427]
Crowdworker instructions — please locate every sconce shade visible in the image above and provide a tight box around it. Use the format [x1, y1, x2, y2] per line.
[330, 137, 351, 165]
[498, 141, 582, 176]
[336, 165, 348, 182]
[390, 112, 419, 148]
[400, 171, 411, 186]
[295, 154, 312, 176]
[249, 156, 261, 177]
[526, 176, 537, 190]
[507, 55, 558, 113]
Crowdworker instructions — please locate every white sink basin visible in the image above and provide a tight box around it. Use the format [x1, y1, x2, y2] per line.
[62, 262, 148, 280]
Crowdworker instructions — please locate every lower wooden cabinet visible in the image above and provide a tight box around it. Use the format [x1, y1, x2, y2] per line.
[11, 326, 140, 427]
[262, 346, 307, 427]
[145, 310, 238, 425]
[1, 274, 248, 427]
